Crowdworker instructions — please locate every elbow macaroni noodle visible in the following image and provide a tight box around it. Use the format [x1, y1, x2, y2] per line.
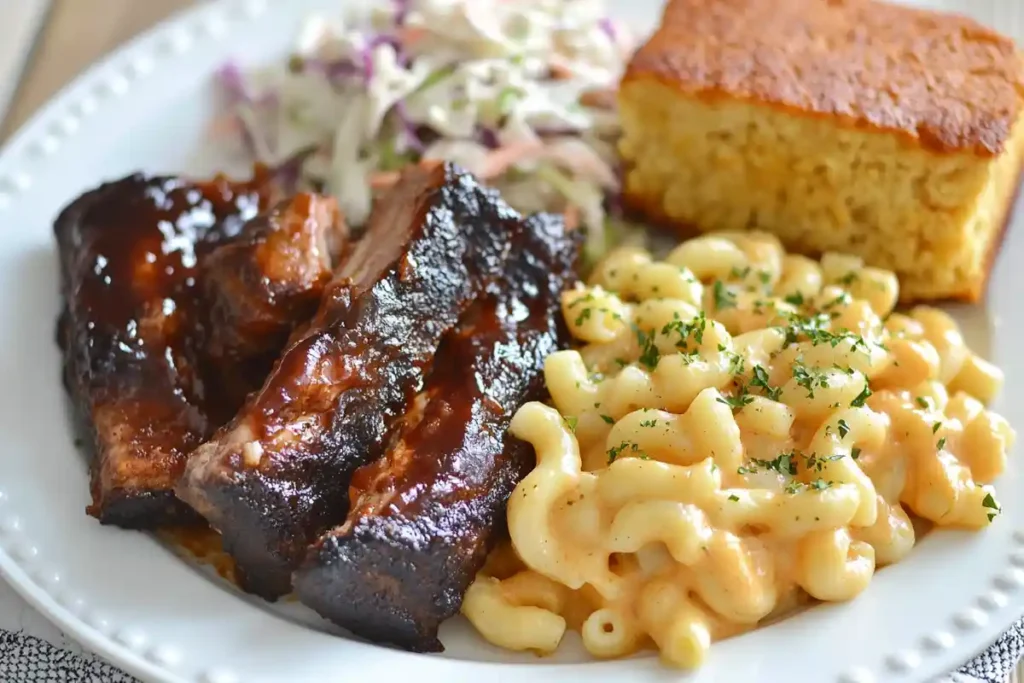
[462, 232, 1015, 668]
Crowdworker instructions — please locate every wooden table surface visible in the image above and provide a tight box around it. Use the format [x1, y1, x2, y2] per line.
[0, 0, 195, 141]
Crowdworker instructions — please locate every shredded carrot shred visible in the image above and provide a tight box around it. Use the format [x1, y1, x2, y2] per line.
[548, 57, 575, 81]
[478, 140, 544, 179]
[398, 26, 427, 46]
[208, 114, 241, 137]
[563, 204, 581, 231]
[579, 88, 617, 110]
[369, 171, 402, 190]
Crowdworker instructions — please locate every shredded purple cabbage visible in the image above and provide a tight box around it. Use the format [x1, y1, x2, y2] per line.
[217, 61, 249, 103]
[393, 0, 412, 26]
[477, 127, 501, 150]
[326, 58, 362, 81]
[598, 17, 617, 42]
[603, 160, 626, 215]
[359, 45, 375, 81]
[413, 124, 442, 149]
[297, 57, 363, 87]
[219, 60, 279, 107]
[367, 34, 411, 69]
[269, 146, 316, 192]
[534, 125, 583, 138]
[216, 60, 280, 157]
[368, 34, 404, 53]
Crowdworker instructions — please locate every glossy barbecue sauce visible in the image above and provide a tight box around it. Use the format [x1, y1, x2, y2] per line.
[68, 171, 271, 400]
[58, 169, 274, 517]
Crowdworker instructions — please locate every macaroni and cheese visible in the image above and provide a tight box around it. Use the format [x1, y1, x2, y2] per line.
[462, 231, 1015, 668]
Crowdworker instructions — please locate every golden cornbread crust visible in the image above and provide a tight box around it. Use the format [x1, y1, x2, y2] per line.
[626, 0, 1024, 157]
[619, 0, 1024, 303]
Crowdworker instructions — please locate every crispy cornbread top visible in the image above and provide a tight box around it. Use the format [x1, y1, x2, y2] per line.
[623, 0, 1024, 156]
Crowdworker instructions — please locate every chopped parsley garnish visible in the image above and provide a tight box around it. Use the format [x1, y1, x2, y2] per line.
[724, 349, 745, 374]
[916, 396, 931, 409]
[837, 271, 858, 286]
[567, 293, 595, 309]
[749, 365, 782, 401]
[607, 441, 647, 464]
[793, 363, 830, 399]
[784, 292, 805, 307]
[713, 280, 737, 310]
[805, 453, 845, 471]
[662, 320, 690, 351]
[693, 311, 707, 344]
[496, 86, 521, 114]
[809, 479, 833, 491]
[661, 311, 708, 352]
[639, 419, 658, 428]
[851, 447, 862, 460]
[730, 266, 751, 280]
[751, 452, 799, 476]
[717, 393, 755, 412]
[758, 270, 772, 285]
[600, 414, 615, 425]
[777, 310, 868, 352]
[983, 492, 1001, 522]
[837, 419, 850, 439]
[850, 384, 872, 407]
[937, 437, 947, 450]
[636, 327, 660, 370]
[728, 494, 740, 502]
[680, 350, 701, 365]
[932, 421, 942, 434]
[563, 416, 578, 433]
[574, 307, 593, 327]
[821, 292, 852, 311]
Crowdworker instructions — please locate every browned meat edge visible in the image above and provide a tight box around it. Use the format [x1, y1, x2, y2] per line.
[198, 194, 349, 420]
[55, 175, 343, 529]
[175, 162, 521, 599]
[55, 173, 272, 528]
[293, 213, 581, 651]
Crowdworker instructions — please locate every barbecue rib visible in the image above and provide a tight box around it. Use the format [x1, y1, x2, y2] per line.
[199, 194, 348, 419]
[176, 162, 520, 599]
[293, 213, 581, 651]
[55, 172, 342, 528]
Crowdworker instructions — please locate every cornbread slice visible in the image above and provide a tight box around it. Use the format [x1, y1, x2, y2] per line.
[619, 0, 1024, 302]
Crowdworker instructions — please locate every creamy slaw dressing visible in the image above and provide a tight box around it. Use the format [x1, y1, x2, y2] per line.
[215, 0, 634, 257]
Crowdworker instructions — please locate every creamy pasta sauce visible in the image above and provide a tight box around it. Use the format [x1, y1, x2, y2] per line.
[461, 231, 1014, 668]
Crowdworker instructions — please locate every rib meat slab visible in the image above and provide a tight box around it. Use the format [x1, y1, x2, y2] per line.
[55, 172, 342, 528]
[176, 162, 520, 599]
[294, 213, 580, 651]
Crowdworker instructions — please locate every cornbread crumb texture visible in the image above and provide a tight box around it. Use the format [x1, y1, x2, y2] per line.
[619, 81, 1024, 302]
[628, 0, 1024, 156]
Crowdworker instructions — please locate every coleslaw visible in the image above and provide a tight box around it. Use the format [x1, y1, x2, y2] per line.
[212, 0, 635, 261]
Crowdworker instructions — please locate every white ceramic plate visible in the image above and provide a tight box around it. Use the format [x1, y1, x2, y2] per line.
[1, 0, 1023, 681]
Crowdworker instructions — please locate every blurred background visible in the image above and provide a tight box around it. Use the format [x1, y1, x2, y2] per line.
[0, 0, 194, 142]
[1, 0, 1020, 143]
